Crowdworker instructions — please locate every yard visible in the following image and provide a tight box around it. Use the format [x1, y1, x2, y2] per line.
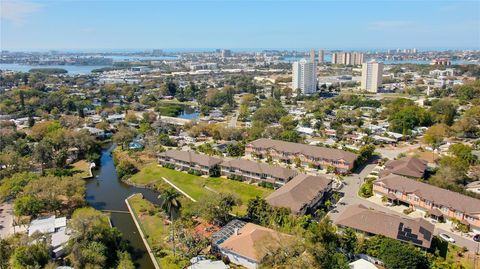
[129, 163, 273, 214]
[128, 194, 188, 269]
[71, 160, 92, 178]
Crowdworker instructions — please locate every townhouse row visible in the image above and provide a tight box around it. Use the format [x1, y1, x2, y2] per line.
[373, 174, 480, 233]
[245, 138, 358, 174]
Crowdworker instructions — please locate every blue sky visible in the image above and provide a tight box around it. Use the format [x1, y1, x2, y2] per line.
[1, 0, 479, 50]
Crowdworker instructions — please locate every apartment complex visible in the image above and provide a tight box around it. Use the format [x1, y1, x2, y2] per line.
[266, 174, 332, 215]
[335, 204, 434, 248]
[361, 61, 384, 93]
[292, 59, 317, 94]
[220, 159, 297, 185]
[380, 157, 428, 178]
[373, 174, 480, 232]
[158, 150, 223, 176]
[245, 138, 358, 174]
[331, 52, 364, 65]
[309, 49, 316, 63]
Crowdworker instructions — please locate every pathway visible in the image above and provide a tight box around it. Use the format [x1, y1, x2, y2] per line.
[161, 177, 197, 202]
[0, 202, 13, 239]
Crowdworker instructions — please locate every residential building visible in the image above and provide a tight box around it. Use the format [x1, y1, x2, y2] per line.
[431, 58, 451, 66]
[212, 220, 291, 269]
[379, 157, 428, 178]
[331, 52, 364, 65]
[373, 174, 480, 232]
[335, 204, 434, 248]
[266, 174, 332, 214]
[309, 49, 316, 63]
[221, 49, 232, 58]
[187, 256, 229, 269]
[158, 150, 223, 176]
[28, 216, 70, 257]
[361, 61, 384, 92]
[292, 59, 317, 94]
[349, 259, 378, 269]
[245, 138, 358, 173]
[318, 49, 325, 63]
[466, 181, 480, 194]
[220, 159, 297, 185]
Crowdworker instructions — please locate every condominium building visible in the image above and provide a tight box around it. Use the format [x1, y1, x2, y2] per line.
[158, 150, 223, 176]
[245, 138, 358, 174]
[292, 59, 317, 94]
[331, 52, 364, 65]
[220, 159, 297, 185]
[373, 174, 480, 233]
[318, 49, 325, 63]
[309, 49, 316, 63]
[361, 61, 384, 93]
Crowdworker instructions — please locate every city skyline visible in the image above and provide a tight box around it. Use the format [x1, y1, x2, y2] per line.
[1, 0, 479, 50]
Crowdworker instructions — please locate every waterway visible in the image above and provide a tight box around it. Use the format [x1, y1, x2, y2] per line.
[85, 145, 160, 269]
[0, 63, 109, 75]
[177, 105, 199, 120]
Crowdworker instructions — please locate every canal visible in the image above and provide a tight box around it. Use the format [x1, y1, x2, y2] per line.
[85, 145, 160, 269]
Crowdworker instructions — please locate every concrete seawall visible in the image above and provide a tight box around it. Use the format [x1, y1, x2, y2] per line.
[125, 193, 161, 269]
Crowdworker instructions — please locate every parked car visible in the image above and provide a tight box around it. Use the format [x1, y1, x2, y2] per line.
[473, 234, 480, 242]
[439, 233, 456, 243]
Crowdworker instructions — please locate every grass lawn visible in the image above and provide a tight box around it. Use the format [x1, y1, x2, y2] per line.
[129, 163, 273, 214]
[128, 194, 188, 269]
[445, 244, 478, 269]
[71, 160, 91, 178]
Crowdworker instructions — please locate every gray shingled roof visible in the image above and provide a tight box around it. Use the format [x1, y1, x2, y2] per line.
[248, 138, 358, 164]
[381, 157, 428, 178]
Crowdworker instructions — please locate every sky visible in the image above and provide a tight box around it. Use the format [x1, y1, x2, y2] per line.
[0, 0, 479, 51]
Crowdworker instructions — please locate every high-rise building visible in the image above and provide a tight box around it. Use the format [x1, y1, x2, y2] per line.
[318, 49, 325, 63]
[331, 52, 364, 65]
[292, 59, 317, 95]
[310, 49, 316, 63]
[221, 49, 232, 58]
[361, 61, 384, 93]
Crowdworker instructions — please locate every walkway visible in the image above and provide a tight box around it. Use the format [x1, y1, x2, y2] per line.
[161, 177, 197, 202]
[0, 202, 13, 239]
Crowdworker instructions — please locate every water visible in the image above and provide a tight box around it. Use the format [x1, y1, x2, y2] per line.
[0, 63, 109, 75]
[109, 55, 178, 62]
[177, 105, 199, 120]
[86, 145, 161, 269]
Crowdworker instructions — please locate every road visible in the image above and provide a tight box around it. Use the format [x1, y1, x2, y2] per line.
[229, 112, 238, 128]
[0, 202, 13, 239]
[328, 163, 480, 252]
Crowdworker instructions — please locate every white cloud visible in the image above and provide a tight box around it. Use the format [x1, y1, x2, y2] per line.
[0, 0, 42, 24]
[368, 20, 416, 30]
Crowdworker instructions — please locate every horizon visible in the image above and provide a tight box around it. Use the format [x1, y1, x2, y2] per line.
[1, 0, 479, 50]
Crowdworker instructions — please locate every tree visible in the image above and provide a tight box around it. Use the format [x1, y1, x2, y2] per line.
[195, 193, 238, 226]
[10, 243, 50, 269]
[423, 124, 449, 161]
[13, 195, 43, 217]
[341, 228, 358, 256]
[356, 144, 376, 167]
[449, 144, 477, 165]
[116, 251, 135, 269]
[159, 188, 182, 256]
[112, 127, 136, 149]
[226, 143, 245, 157]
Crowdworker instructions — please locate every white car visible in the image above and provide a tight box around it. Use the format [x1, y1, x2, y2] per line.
[439, 233, 456, 243]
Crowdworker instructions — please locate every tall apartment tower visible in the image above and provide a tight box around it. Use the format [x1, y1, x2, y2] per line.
[292, 59, 317, 95]
[318, 49, 325, 63]
[332, 52, 364, 65]
[309, 49, 316, 63]
[361, 61, 384, 93]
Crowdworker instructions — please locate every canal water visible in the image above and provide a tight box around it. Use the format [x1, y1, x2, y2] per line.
[85, 145, 160, 269]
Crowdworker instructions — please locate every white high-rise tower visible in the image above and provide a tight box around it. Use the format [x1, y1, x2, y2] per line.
[361, 61, 384, 93]
[292, 59, 317, 94]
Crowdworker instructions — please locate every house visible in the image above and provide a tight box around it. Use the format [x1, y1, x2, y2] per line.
[220, 159, 297, 185]
[373, 174, 480, 232]
[245, 138, 358, 173]
[379, 157, 428, 178]
[158, 150, 223, 176]
[80, 126, 105, 138]
[266, 174, 332, 215]
[187, 256, 229, 269]
[334, 204, 434, 248]
[212, 220, 291, 269]
[349, 258, 378, 269]
[28, 216, 70, 258]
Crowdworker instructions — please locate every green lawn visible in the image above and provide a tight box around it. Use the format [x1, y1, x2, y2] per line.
[71, 160, 91, 178]
[129, 163, 273, 214]
[128, 194, 188, 269]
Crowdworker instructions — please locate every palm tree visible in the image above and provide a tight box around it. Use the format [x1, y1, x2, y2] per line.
[158, 188, 182, 257]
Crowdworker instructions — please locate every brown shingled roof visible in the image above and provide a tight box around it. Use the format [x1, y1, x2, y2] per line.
[375, 174, 480, 215]
[380, 157, 428, 178]
[334, 204, 434, 248]
[248, 138, 358, 164]
[159, 150, 223, 167]
[220, 159, 297, 181]
[266, 174, 332, 214]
